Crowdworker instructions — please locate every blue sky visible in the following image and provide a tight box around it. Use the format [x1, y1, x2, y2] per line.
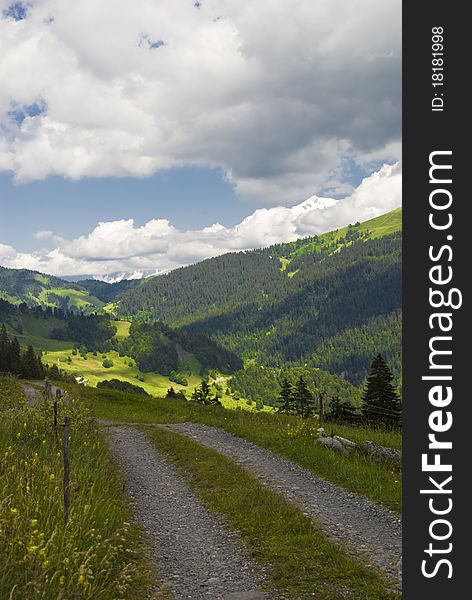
[0, 167, 248, 252]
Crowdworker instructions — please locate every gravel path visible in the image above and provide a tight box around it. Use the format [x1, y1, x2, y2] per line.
[21, 384, 42, 406]
[107, 426, 269, 600]
[163, 422, 402, 587]
[22, 381, 65, 406]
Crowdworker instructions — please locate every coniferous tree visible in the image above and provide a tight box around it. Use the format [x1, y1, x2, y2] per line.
[47, 363, 61, 381]
[0, 324, 9, 373]
[362, 354, 401, 428]
[9, 337, 21, 375]
[293, 376, 316, 419]
[328, 395, 359, 424]
[191, 380, 221, 406]
[276, 377, 295, 413]
[21, 345, 42, 379]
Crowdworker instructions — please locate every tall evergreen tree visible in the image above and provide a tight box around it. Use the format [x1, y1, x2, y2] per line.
[0, 324, 9, 373]
[362, 354, 401, 427]
[293, 376, 316, 419]
[9, 337, 21, 375]
[276, 377, 295, 413]
[191, 380, 221, 406]
[21, 345, 43, 379]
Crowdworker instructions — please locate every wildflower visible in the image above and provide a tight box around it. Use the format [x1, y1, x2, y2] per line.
[78, 574, 85, 584]
[31, 519, 38, 527]
[59, 575, 65, 586]
[16, 432, 21, 439]
[42, 560, 49, 569]
[49, 474, 55, 482]
[10, 508, 18, 516]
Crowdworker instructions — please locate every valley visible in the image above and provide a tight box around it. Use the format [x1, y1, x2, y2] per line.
[0, 208, 402, 410]
[0, 208, 403, 597]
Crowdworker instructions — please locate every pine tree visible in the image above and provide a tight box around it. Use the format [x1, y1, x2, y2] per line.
[276, 377, 295, 413]
[0, 324, 9, 373]
[9, 337, 21, 375]
[362, 354, 401, 428]
[21, 345, 42, 379]
[191, 380, 221, 406]
[293, 376, 316, 419]
[328, 395, 358, 423]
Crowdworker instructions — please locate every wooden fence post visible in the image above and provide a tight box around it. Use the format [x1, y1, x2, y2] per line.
[45, 378, 52, 400]
[62, 416, 71, 525]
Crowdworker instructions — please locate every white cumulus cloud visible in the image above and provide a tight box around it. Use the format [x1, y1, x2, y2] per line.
[0, 0, 401, 203]
[0, 162, 401, 277]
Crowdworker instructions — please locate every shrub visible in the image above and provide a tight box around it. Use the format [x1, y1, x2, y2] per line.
[97, 379, 148, 396]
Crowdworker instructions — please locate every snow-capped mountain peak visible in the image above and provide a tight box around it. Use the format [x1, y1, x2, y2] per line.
[291, 195, 338, 215]
[95, 269, 166, 284]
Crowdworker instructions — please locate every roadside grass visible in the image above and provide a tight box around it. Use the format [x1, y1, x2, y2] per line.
[324, 422, 401, 450]
[0, 376, 153, 599]
[73, 385, 402, 512]
[142, 426, 399, 600]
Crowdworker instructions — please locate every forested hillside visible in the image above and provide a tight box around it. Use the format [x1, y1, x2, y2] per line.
[79, 278, 141, 303]
[0, 299, 241, 381]
[0, 208, 402, 389]
[229, 364, 362, 409]
[0, 266, 103, 312]
[117, 210, 402, 384]
[119, 320, 243, 376]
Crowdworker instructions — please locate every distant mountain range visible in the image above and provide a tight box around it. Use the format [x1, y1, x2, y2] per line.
[97, 270, 166, 284]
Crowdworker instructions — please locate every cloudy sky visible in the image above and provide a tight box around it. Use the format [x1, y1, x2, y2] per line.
[0, 0, 401, 278]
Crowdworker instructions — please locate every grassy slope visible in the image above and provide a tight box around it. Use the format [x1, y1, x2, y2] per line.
[113, 320, 131, 340]
[0, 266, 103, 311]
[43, 347, 254, 410]
[4, 315, 71, 353]
[5, 310, 251, 410]
[74, 385, 401, 512]
[144, 426, 398, 599]
[38, 287, 104, 310]
[0, 377, 153, 599]
[290, 208, 402, 258]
